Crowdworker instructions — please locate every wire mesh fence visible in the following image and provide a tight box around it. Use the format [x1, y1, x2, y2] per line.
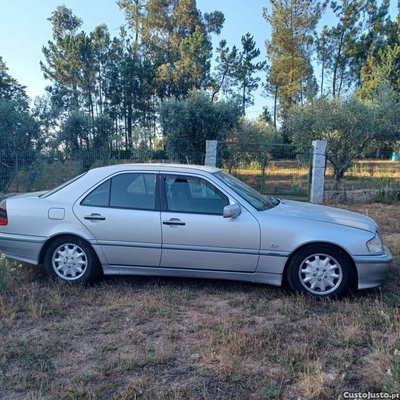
[0, 150, 205, 196]
[325, 151, 400, 193]
[218, 142, 314, 201]
[2, 146, 399, 201]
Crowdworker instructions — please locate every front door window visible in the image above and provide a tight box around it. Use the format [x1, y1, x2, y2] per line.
[164, 175, 229, 215]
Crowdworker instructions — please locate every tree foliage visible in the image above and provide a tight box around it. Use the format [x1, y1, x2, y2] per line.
[160, 91, 241, 163]
[263, 0, 322, 123]
[287, 84, 400, 187]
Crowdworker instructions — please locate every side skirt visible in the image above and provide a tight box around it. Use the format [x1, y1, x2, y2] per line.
[102, 264, 283, 287]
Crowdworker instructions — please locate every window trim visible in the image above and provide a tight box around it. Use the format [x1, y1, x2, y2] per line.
[80, 172, 160, 212]
[160, 173, 230, 216]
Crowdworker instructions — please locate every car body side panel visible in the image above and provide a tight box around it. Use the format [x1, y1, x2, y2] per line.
[160, 209, 260, 272]
[0, 195, 98, 265]
[102, 264, 283, 286]
[255, 210, 376, 257]
[73, 205, 162, 267]
[256, 253, 289, 274]
[0, 233, 46, 264]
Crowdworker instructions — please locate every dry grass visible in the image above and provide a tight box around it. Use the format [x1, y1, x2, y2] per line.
[0, 203, 400, 399]
[229, 159, 400, 200]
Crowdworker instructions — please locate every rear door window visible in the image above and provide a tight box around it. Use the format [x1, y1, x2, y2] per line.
[110, 173, 157, 210]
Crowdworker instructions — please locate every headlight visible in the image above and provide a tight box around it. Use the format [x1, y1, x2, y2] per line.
[367, 234, 384, 255]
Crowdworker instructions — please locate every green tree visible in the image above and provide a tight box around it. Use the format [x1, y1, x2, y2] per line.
[287, 84, 400, 187]
[210, 40, 239, 101]
[349, 0, 391, 86]
[31, 93, 61, 150]
[220, 117, 281, 173]
[0, 57, 29, 105]
[93, 114, 114, 150]
[357, 44, 400, 98]
[263, 0, 322, 117]
[315, 26, 332, 96]
[61, 111, 92, 152]
[41, 5, 84, 109]
[140, 0, 223, 99]
[160, 90, 241, 164]
[234, 33, 266, 114]
[174, 28, 212, 93]
[322, 0, 365, 97]
[0, 59, 40, 191]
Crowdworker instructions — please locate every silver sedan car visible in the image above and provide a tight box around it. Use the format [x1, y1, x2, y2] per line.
[0, 164, 392, 297]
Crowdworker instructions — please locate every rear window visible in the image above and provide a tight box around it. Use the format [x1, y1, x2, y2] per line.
[40, 173, 87, 198]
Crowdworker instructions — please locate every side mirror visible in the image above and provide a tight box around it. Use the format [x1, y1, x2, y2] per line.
[223, 204, 241, 218]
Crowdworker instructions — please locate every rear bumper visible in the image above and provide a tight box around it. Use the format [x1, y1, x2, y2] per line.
[0, 233, 47, 265]
[353, 246, 392, 290]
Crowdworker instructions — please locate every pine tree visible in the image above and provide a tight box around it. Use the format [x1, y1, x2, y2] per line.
[324, 0, 365, 97]
[234, 33, 266, 114]
[210, 40, 239, 102]
[263, 0, 322, 121]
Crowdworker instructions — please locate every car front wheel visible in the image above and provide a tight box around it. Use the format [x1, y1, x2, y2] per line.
[44, 236, 101, 283]
[286, 244, 354, 297]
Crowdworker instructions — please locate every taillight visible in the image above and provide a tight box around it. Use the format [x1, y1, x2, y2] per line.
[0, 200, 8, 226]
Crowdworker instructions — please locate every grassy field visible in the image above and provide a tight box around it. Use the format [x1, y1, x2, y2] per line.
[0, 203, 399, 399]
[229, 159, 400, 200]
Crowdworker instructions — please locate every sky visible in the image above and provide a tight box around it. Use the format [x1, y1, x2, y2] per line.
[0, 0, 399, 116]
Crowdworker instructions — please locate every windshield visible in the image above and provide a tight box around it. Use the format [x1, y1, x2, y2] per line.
[214, 171, 279, 211]
[39, 173, 87, 198]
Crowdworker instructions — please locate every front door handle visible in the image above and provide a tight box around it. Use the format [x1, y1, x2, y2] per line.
[163, 218, 185, 226]
[84, 213, 106, 221]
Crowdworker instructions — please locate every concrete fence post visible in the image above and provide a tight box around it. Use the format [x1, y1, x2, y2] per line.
[205, 140, 218, 167]
[311, 140, 327, 203]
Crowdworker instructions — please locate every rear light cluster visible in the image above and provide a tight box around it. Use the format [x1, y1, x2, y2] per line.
[0, 200, 8, 226]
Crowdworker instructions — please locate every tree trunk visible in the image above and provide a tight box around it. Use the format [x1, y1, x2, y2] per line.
[242, 78, 246, 115]
[321, 60, 324, 96]
[273, 86, 278, 130]
[332, 31, 345, 97]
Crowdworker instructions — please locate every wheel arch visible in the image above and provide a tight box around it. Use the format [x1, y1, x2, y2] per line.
[282, 241, 358, 288]
[38, 233, 98, 265]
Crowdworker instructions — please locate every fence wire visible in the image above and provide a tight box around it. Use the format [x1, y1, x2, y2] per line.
[218, 143, 314, 201]
[0, 150, 205, 196]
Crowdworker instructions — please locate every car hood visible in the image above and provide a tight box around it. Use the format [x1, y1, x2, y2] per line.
[273, 200, 377, 233]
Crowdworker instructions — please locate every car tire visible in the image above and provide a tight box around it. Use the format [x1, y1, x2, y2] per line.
[286, 244, 354, 298]
[44, 235, 102, 283]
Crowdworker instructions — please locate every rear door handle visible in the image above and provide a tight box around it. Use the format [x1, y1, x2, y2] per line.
[163, 218, 185, 226]
[84, 213, 106, 221]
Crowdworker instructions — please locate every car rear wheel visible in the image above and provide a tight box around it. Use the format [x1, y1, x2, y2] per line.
[286, 244, 354, 298]
[44, 236, 101, 283]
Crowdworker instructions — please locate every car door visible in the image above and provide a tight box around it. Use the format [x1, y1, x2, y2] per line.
[73, 172, 162, 267]
[160, 173, 260, 272]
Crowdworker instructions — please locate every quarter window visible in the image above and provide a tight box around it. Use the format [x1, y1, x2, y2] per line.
[82, 180, 110, 207]
[164, 175, 229, 215]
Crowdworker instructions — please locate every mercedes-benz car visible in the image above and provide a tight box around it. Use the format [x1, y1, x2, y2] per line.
[0, 164, 392, 297]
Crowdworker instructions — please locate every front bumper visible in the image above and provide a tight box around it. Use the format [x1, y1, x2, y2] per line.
[353, 245, 392, 289]
[0, 232, 46, 265]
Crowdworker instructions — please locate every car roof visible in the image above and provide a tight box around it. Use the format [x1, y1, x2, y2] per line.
[90, 163, 221, 174]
